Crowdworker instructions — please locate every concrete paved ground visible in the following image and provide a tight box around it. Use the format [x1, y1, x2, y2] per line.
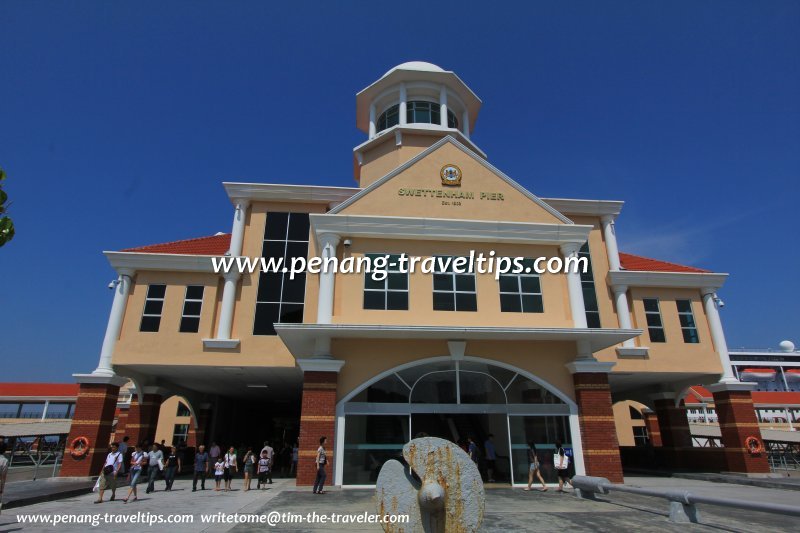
[0, 476, 797, 532]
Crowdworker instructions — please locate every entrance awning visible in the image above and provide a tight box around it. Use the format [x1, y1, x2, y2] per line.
[275, 323, 641, 357]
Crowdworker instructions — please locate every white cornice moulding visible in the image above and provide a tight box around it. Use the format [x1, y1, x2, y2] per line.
[223, 183, 360, 207]
[608, 270, 728, 290]
[72, 373, 130, 387]
[275, 323, 641, 357]
[540, 198, 624, 217]
[706, 381, 758, 393]
[353, 125, 487, 160]
[202, 339, 241, 349]
[565, 360, 616, 374]
[296, 358, 346, 373]
[310, 214, 592, 245]
[616, 346, 650, 358]
[336, 135, 573, 225]
[105, 251, 222, 273]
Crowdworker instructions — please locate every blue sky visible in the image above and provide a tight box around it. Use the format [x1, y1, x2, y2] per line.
[0, 1, 798, 381]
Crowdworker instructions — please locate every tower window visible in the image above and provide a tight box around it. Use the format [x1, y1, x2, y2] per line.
[376, 101, 459, 133]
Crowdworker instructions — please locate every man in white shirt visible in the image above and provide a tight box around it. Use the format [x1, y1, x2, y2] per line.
[95, 442, 123, 504]
[260, 441, 274, 484]
[145, 444, 164, 494]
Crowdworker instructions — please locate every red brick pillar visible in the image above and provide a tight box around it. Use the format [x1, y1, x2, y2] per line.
[60, 377, 126, 477]
[114, 406, 130, 440]
[123, 391, 163, 447]
[643, 410, 662, 447]
[653, 397, 693, 448]
[708, 383, 770, 474]
[296, 369, 339, 486]
[188, 405, 213, 447]
[572, 369, 624, 483]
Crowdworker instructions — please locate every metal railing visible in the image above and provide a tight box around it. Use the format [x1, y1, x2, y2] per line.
[572, 475, 800, 524]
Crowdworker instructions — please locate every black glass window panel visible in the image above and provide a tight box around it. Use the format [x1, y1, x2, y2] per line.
[498, 276, 518, 293]
[522, 295, 544, 313]
[282, 273, 306, 303]
[279, 303, 304, 323]
[520, 276, 541, 294]
[182, 301, 202, 316]
[287, 213, 310, 241]
[386, 291, 408, 310]
[264, 212, 289, 240]
[185, 285, 204, 300]
[364, 291, 385, 310]
[455, 274, 475, 292]
[643, 299, 660, 313]
[179, 316, 200, 333]
[387, 273, 408, 291]
[455, 293, 477, 312]
[140, 315, 161, 332]
[433, 291, 455, 311]
[285, 241, 308, 261]
[253, 303, 280, 335]
[143, 300, 163, 315]
[433, 274, 453, 291]
[500, 293, 522, 312]
[649, 328, 666, 343]
[262, 240, 285, 260]
[257, 272, 283, 302]
[147, 284, 166, 299]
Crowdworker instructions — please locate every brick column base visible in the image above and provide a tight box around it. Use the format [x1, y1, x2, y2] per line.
[122, 393, 163, 447]
[653, 398, 693, 448]
[643, 411, 662, 447]
[709, 384, 770, 474]
[573, 372, 624, 483]
[60, 379, 124, 477]
[296, 371, 338, 486]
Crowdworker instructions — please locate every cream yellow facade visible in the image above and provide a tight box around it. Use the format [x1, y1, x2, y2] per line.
[87, 62, 740, 486]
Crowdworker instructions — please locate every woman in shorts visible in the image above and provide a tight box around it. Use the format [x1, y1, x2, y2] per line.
[223, 446, 238, 491]
[523, 441, 547, 492]
[214, 458, 225, 491]
[122, 444, 145, 503]
[242, 447, 255, 491]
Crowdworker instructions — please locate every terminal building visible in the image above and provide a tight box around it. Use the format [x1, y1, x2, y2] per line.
[60, 62, 772, 486]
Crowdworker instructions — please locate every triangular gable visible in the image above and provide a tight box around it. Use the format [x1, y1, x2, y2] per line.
[332, 136, 572, 225]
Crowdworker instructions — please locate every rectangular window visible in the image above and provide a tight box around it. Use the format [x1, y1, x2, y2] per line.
[254, 212, 310, 335]
[432, 256, 477, 312]
[172, 424, 189, 446]
[633, 426, 649, 447]
[45, 403, 75, 419]
[0, 403, 21, 418]
[579, 244, 601, 327]
[498, 258, 543, 313]
[18, 403, 45, 419]
[179, 285, 204, 333]
[643, 298, 666, 343]
[676, 299, 699, 343]
[363, 254, 409, 310]
[140, 284, 166, 332]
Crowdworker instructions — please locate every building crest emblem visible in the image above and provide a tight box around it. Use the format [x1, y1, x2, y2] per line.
[440, 164, 462, 187]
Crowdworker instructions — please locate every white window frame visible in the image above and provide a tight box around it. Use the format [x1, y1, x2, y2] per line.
[363, 253, 409, 310]
[498, 258, 543, 313]
[432, 256, 477, 312]
[643, 297, 666, 343]
[140, 284, 166, 332]
[676, 299, 699, 344]
[179, 285, 204, 333]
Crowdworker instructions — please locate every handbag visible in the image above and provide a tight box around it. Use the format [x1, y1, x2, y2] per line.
[103, 465, 114, 475]
[553, 453, 570, 470]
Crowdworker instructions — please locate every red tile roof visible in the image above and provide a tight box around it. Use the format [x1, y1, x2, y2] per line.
[0, 383, 79, 397]
[684, 386, 800, 406]
[619, 252, 709, 273]
[122, 234, 231, 255]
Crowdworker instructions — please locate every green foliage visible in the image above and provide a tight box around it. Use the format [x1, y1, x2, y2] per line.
[0, 167, 14, 247]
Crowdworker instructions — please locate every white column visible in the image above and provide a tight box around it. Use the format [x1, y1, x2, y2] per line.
[41, 400, 49, 421]
[368, 103, 376, 138]
[94, 269, 134, 376]
[229, 198, 250, 257]
[779, 366, 789, 391]
[216, 271, 241, 340]
[561, 243, 587, 328]
[317, 233, 341, 324]
[439, 85, 448, 128]
[702, 288, 736, 383]
[601, 215, 621, 271]
[398, 84, 407, 126]
[461, 109, 469, 138]
[612, 285, 635, 348]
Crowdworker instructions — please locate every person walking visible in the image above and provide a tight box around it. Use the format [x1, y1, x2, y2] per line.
[467, 436, 479, 466]
[192, 444, 209, 491]
[483, 434, 497, 482]
[95, 442, 123, 504]
[523, 441, 547, 492]
[290, 441, 299, 476]
[260, 441, 274, 484]
[122, 444, 145, 503]
[553, 441, 573, 492]
[242, 447, 255, 491]
[145, 443, 164, 494]
[118, 436, 130, 477]
[164, 446, 181, 491]
[209, 442, 221, 468]
[256, 451, 270, 489]
[312, 436, 327, 494]
[223, 446, 238, 491]
[213, 457, 225, 491]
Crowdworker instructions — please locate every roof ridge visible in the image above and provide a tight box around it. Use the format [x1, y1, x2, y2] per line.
[619, 251, 709, 273]
[122, 233, 230, 252]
